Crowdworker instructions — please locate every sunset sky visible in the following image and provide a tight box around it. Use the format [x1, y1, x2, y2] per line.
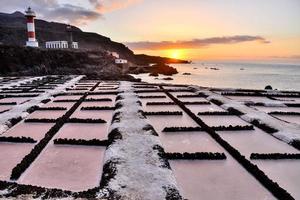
[1, 0, 300, 61]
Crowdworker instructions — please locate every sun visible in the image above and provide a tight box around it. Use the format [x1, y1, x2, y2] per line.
[169, 50, 182, 59]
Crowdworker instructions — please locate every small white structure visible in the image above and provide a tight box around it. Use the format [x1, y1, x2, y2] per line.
[71, 42, 79, 49]
[115, 59, 128, 64]
[45, 41, 79, 49]
[112, 52, 120, 58]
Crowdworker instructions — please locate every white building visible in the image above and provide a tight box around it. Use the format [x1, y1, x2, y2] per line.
[45, 41, 79, 49]
[115, 59, 128, 64]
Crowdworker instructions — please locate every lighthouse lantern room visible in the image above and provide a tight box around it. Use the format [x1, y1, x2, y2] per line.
[25, 7, 39, 47]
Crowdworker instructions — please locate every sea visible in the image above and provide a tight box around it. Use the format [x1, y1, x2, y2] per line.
[131, 61, 300, 91]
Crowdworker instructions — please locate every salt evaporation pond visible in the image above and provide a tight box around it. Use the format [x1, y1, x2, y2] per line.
[0, 105, 12, 112]
[143, 105, 182, 112]
[217, 128, 299, 158]
[0, 97, 31, 104]
[19, 145, 106, 192]
[252, 106, 300, 113]
[55, 123, 109, 140]
[71, 109, 113, 123]
[254, 160, 300, 200]
[272, 115, 300, 125]
[3, 122, 54, 140]
[159, 131, 224, 153]
[199, 115, 249, 127]
[146, 114, 199, 133]
[41, 101, 75, 109]
[55, 95, 83, 101]
[0, 143, 34, 180]
[170, 158, 275, 200]
[186, 104, 226, 114]
[224, 96, 274, 103]
[28, 110, 67, 119]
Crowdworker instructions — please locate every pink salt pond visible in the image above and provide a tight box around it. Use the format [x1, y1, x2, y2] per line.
[160, 131, 224, 153]
[217, 128, 299, 158]
[254, 160, 300, 200]
[55, 95, 82, 101]
[55, 123, 109, 140]
[272, 115, 300, 125]
[3, 122, 54, 141]
[186, 104, 225, 114]
[199, 115, 249, 127]
[19, 145, 106, 192]
[0, 105, 12, 113]
[0, 97, 31, 104]
[0, 143, 34, 180]
[41, 101, 75, 109]
[143, 105, 182, 112]
[170, 158, 275, 200]
[146, 114, 198, 133]
[28, 110, 66, 119]
[71, 109, 113, 123]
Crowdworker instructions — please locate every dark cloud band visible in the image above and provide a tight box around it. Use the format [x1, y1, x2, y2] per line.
[126, 35, 270, 50]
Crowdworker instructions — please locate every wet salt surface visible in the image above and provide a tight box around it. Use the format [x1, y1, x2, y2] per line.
[80, 100, 114, 107]
[186, 104, 225, 114]
[199, 115, 249, 127]
[252, 106, 300, 113]
[146, 114, 198, 133]
[159, 131, 224, 153]
[71, 109, 113, 123]
[0, 105, 12, 112]
[140, 96, 172, 106]
[28, 110, 67, 119]
[3, 122, 54, 140]
[225, 96, 273, 103]
[0, 97, 31, 104]
[217, 128, 299, 158]
[274, 97, 300, 104]
[19, 145, 106, 192]
[272, 115, 300, 125]
[41, 101, 75, 109]
[55, 95, 82, 100]
[170, 158, 275, 200]
[0, 143, 34, 180]
[142, 105, 182, 112]
[254, 160, 300, 200]
[55, 123, 109, 140]
[86, 94, 116, 103]
[170, 92, 197, 96]
[176, 97, 209, 102]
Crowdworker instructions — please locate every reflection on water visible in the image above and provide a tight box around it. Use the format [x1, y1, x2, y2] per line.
[131, 61, 300, 90]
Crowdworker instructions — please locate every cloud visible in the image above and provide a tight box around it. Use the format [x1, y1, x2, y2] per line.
[44, 4, 101, 25]
[89, 0, 142, 13]
[126, 35, 271, 50]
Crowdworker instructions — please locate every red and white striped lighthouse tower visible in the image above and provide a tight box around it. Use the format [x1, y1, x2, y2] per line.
[25, 7, 39, 47]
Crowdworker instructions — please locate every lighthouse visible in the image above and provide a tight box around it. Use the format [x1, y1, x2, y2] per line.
[25, 7, 39, 47]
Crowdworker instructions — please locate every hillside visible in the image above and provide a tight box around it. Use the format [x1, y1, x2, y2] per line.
[0, 11, 188, 64]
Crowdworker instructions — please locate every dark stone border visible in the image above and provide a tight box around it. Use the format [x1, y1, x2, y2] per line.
[0, 136, 36, 143]
[164, 152, 226, 160]
[250, 153, 300, 160]
[54, 138, 109, 146]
